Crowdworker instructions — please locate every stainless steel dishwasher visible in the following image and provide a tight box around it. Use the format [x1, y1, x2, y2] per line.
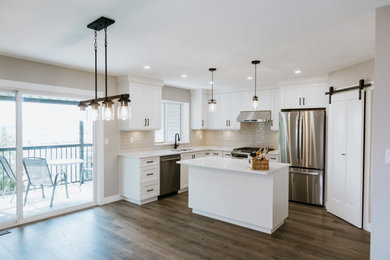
[160, 154, 181, 196]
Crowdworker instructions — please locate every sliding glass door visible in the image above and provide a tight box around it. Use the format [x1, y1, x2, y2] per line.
[0, 90, 96, 227]
[22, 94, 94, 218]
[0, 92, 17, 225]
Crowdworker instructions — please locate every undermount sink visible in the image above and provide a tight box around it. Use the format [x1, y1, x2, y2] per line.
[171, 148, 192, 152]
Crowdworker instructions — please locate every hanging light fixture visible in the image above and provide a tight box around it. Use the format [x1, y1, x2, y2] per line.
[251, 60, 261, 110]
[79, 17, 131, 121]
[208, 68, 217, 112]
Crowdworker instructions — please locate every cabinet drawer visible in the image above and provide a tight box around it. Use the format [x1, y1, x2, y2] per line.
[210, 151, 222, 157]
[140, 167, 159, 184]
[140, 157, 159, 168]
[268, 154, 279, 162]
[140, 183, 159, 199]
[223, 152, 232, 157]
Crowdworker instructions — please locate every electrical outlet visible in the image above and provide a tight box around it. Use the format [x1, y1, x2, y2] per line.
[105, 138, 109, 145]
[386, 149, 390, 164]
[130, 137, 134, 143]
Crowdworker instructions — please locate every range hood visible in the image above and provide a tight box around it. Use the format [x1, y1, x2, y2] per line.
[236, 110, 272, 123]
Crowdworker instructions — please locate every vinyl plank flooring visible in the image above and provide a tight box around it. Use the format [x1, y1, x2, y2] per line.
[0, 192, 370, 259]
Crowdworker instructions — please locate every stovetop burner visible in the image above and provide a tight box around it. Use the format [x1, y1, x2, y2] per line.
[231, 147, 274, 158]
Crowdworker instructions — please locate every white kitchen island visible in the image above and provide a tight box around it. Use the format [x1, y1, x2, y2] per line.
[178, 157, 290, 234]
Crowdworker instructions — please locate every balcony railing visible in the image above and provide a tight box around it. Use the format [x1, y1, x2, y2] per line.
[0, 143, 93, 194]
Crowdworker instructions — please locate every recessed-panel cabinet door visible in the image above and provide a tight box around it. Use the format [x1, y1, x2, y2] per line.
[303, 83, 327, 108]
[280, 85, 303, 109]
[258, 90, 272, 110]
[119, 85, 144, 130]
[146, 87, 162, 130]
[229, 93, 241, 129]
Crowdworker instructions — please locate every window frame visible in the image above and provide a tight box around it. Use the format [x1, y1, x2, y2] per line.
[155, 100, 189, 144]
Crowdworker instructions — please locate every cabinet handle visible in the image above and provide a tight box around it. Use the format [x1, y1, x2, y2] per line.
[147, 189, 154, 192]
[144, 118, 147, 126]
[146, 173, 154, 176]
[303, 97, 305, 105]
[213, 153, 219, 155]
[146, 160, 154, 164]
[299, 97, 301, 106]
[229, 120, 231, 126]
[147, 118, 150, 126]
[202, 120, 204, 127]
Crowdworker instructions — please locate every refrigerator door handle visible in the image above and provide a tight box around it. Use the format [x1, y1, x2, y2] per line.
[289, 170, 319, 176]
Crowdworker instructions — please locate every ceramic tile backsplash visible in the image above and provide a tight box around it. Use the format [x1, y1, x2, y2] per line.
[119, 123, 278, 152]
[200, 123, 279, 149]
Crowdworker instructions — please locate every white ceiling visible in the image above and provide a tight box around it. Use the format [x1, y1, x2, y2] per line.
[0, 0, 389, 90]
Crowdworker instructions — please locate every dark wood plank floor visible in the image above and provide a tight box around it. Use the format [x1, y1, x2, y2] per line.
[0, 192, 370, 259]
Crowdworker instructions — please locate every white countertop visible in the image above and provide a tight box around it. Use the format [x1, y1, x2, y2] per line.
[119, 146, 235, 159]
[178, 157, 289, 176]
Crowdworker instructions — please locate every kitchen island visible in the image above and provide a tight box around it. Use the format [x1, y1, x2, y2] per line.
[178, 157, 289, 234]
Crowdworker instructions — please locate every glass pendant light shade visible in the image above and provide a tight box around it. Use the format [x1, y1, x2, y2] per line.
[88, 101, 100, 121]
[208, 99, 217, 112]
[102, 99, 115, 121]
[79, 103, 88, 121]
[252, 96, 259, 110]
[118, 96, 131, 120]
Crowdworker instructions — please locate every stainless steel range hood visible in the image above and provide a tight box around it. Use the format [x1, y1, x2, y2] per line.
[236, 110, 271, 123]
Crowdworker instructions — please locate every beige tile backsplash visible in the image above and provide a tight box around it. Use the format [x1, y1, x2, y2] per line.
[120, 123, 278, 152]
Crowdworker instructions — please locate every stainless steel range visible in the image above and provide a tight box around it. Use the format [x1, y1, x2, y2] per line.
[231, 147, 274, 158]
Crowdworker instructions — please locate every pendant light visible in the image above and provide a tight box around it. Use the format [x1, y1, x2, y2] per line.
[251, 60, 261, 110]
[208, 68, 217, 112]
[79, 17, 131, 121]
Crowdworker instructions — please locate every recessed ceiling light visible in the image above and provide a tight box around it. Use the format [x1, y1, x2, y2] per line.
[181, 74, 187, 78]
[294, 70, 302, 74]
[144, 65, 150, 70]
[247, 76, 253, 80]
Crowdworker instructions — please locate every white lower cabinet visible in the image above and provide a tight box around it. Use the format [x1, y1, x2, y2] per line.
[179, 152, 204, 192]
[120, 156, 160, 205]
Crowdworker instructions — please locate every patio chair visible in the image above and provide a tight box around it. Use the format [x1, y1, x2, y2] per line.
[23, 157, 69, 207]
[0, 156, 17, 202]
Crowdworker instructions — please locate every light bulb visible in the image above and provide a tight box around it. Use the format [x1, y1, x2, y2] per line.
[103, 100, 115, 121]
[88, 102, 100, 121]
[118, 102, 131, 120]
[79, 103, 87, 122]
[252, 96, 259, 110]
[208, 99, 216, 112]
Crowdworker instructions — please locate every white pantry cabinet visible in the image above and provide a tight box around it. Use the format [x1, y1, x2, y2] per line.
[191, 90, 209, 130]
[117, 76, 163, 131]
[280, 83, 327, 109]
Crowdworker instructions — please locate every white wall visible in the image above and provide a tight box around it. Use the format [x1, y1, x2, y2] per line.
[328, 59, 374, 87]
[371, 5, 390, 259]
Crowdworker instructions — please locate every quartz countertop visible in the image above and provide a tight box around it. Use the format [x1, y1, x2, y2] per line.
[178, 156, 289, 176]
[119, 146, 235, 159]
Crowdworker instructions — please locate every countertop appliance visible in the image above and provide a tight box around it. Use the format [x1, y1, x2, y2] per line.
[160, 154, 181, 196]
[279, 109, 326, 206]
[232, 147, 274, 158]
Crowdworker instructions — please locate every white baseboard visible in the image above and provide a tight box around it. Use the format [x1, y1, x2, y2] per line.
[102, 194, 122, 205]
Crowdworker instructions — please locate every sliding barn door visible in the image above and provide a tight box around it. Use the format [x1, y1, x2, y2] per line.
[327, 90, 364, 228]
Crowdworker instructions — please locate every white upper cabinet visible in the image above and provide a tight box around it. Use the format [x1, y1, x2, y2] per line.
[191, 90, 209, 130]
[208, 93, 241, 130]
[280, 83, 327, 109]
[271, 89, 281, 131]
[117, 76, 163, 131]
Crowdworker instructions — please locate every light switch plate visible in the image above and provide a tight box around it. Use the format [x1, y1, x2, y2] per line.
[105, 138, 109, 145]
[386, 149, 390, 164]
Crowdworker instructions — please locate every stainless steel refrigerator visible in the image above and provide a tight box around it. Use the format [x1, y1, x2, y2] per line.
[279, 109, 326, 206]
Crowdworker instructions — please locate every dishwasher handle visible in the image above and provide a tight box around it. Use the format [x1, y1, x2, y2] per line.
[160, 155, 181, 161]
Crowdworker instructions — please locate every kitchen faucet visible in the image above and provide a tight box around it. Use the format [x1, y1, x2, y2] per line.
[174, 133, 180, 149]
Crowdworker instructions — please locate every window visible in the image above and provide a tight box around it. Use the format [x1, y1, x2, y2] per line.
[155, 101, 189, 144]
